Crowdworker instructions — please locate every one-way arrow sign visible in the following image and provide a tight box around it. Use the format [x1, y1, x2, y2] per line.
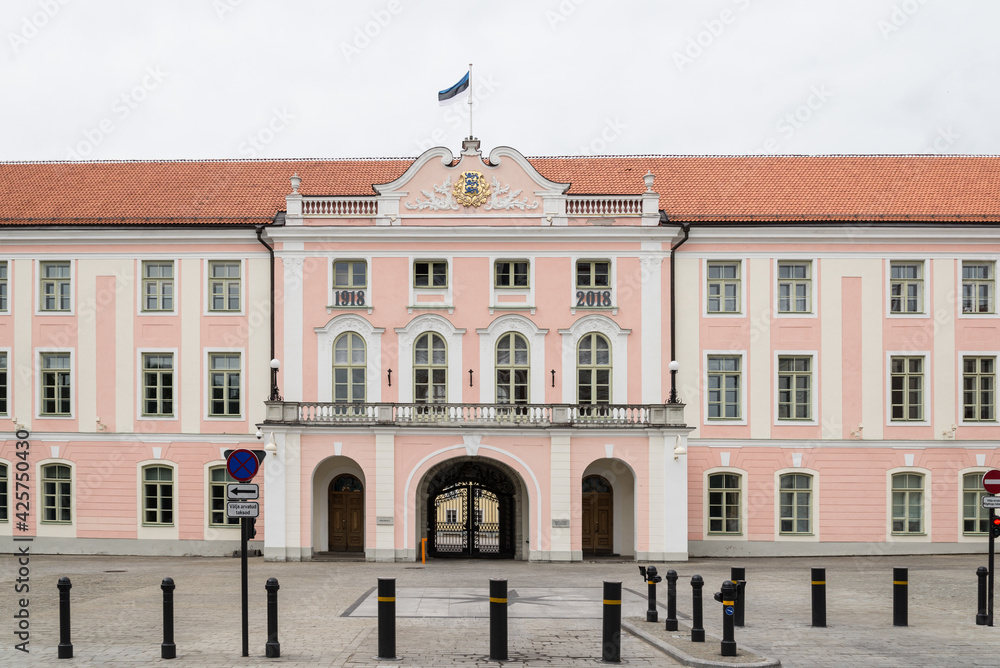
[227, 483, 259, 500]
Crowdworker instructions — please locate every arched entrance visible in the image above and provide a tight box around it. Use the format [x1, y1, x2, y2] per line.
[425, 459, 515, 558]
[582, 475, 613, 555]
[328, 474, 364, 552]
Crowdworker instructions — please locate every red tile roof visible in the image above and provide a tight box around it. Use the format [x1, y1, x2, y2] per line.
[2, 155, 1000, 224]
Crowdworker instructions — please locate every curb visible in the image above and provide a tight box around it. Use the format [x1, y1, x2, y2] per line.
[622, 620, 781, 668]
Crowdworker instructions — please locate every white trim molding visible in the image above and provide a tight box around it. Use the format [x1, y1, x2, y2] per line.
[476, 314, 548, 404]
[314, 314, 385, 403]
[395, 314, 466, 403]
[558, 315, 630, 404]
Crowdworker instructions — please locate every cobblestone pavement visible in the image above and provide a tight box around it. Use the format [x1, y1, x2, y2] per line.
[1, 552, 998, 666]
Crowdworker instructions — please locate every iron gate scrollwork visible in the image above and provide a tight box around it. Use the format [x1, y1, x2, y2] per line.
[427, 461, 514, 558]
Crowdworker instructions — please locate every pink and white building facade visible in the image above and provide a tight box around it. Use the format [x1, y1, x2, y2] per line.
[1, 141, 999, 561]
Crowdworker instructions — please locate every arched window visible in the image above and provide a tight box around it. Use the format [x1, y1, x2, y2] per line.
[414, 333, 447, 405]
[332, 474, 364, 492]
[334, 332, 366, 414]
[708, 472, 742, 535]
[496, 332, 529, 405]
[891, 472, 924, 534]
[209, 466, 239, 527]
[778, 473, 812, 534]
[964, 472, 989, 535]
[41, 464, 72, 523]
[143, 466, 174, 526]
[577, 333, 611, 405]
[582, 475, 612, 493]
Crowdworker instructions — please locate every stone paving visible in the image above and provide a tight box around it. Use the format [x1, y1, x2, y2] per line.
[0, 552, 998, 666]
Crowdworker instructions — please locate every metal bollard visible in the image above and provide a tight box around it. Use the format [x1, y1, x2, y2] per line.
[690, 575, 705, 642]
[490, 579, 508, 661]
[602, 581, 622, 663]
[977, 567, 989, 626]
[893, 567, 908, 627]
[730, 566, 746, 627]
[720, 580, 737, 657]
[266, 577, 281, 658]
[377, 578, 396, 660]
[57, 577, 73, 659]
[811, 568, 826, 628]
[161, 577, 176, 659]
[645, 566, 661, 622]
[665, 569, 678, 632]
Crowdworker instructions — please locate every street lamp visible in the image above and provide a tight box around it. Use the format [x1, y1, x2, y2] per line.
[270, 358, 282, 401]
[667, 360, 680, 404]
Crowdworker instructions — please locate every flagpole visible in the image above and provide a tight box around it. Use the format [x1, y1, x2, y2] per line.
[468, 63, 473, 139]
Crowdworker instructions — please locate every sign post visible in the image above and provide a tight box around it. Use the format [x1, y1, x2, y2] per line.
[982, 469, 1000, 627]
[226, 449, 261, 657]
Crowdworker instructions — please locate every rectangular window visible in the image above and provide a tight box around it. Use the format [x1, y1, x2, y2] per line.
[142, 353, 174, 417]
[963, 356, 995, 421]
[414, 261, 447, 288]
[0, 463, 7, 522]
[39, 261, 71, 312]
[143, 466, 173, 525]
[777, 356, 812, 420]
[890, 356, 923, 421]
[708, 473, 741, 534]
[707, 355, 741, 419]
[891, 473, 924, 534]
[890, 261, 923, 314]
[208, 261, 241, 312]
[0, 260, 7, 312]
[576, 260, 610, 289]
[495, 260, 529, 288]
[779, 473, 812, 534]
[40, 352, 71, 416]
[963, 472, 989, 535]
[707, 261, 741, 313]
[0, 352, 7, 415]
[962, 262, 994, 314]
[333, 260, 367, 289]
[209, 467, 239, 526]
[445, 508, 457, 524]
[777, 261, 811, 313]
[42, 464, 71, 523]
[142, 261, 174, 312]
[209, 353, 241, 417]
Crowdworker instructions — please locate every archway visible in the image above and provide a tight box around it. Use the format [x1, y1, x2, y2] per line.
[328, 474, 364, 552]
[582, 458, 637, 558]
[311, 455, 367, 557]
[421, 458, 521, 559]
[582, 475, 613, 555]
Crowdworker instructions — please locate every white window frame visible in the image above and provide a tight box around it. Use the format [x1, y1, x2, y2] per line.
[204, 258, 245, 316]
[35, 459, 75, 538]
[137, 459, 179, 540]
[703, 350, 747, 425]
[204, 349, 245, 420]
[394, 314, 465, 403]
[0, 259, 9, 314]
[958, 467, 993, 543]
[570, 257, 617, 313]
[35, 259, 75, 315]
[315, 314, 384, 404]
[886, 259, 929, 318]
[959, 259, 996, 317]
[138, 259, 177, 316]
[557, 315, 629, 405]
[773, 259, 817, 319]
[0, 458, 9, 526]
[885, 352, 930, 426]
[0, 347, 9, 417]
[702, 467, 748, 541]
[489, 256, 535, 314]
[328, 257, 373, 313]
[408, 257, 453, 312]
[959, 352, 998, 425]
[207, 463, 240, 529]
[773, 351, 818, 425]
[476, 315, 547, 404]
[886, 467, 931, 542]
[136, 348, 179, 421]
[703, 258, 745, 316]
[773, 468, 820, 542]
[35, 348, 75, 419]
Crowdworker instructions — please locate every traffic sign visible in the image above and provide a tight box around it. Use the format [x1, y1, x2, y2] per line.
[984, 470, 1000, 495]
[226, 449, 259, 482]
[227, 501, 259, 518]
[227, 483, 259, 500]
[982, 496, 1000, 509]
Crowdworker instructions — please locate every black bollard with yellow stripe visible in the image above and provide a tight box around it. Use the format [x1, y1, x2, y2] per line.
[893, 567, 907, 627]
[490, 579, 508, 661]
[602, 581, 622, 663]
[377, 577, 396, 659]
[811, 568, 826, 627]
[720, 579, 737, 657]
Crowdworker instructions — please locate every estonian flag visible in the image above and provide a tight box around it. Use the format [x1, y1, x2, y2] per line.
[438, 71, 470, 105]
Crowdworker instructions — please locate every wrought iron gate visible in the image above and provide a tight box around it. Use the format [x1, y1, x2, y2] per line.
[427, 462, 514, 558]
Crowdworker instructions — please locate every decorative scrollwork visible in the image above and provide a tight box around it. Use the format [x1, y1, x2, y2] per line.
[484, 176, 539, 211]
[404, 176, 459, 211]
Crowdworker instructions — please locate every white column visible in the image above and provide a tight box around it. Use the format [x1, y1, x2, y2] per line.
[640, 251, 663, 403]
[748, 258, 771, 439]
[263, 431, 288, 561]
[374, 429, 396, 561]
[180, 258, 202, 433]
[549, 435, 572, 561]
[113, 260, 134, 433]
[283, 431, 303, 560]
[281, 254, 304, 401]
[644, 432, 666, 559]
[662, 432, 689, 561]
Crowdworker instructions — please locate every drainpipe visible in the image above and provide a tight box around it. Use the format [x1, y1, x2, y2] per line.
[661, 210, 691, 382]
[255, 224, 279, 400]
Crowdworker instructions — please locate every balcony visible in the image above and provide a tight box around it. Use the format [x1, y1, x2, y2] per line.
[263, 402, 686, 428]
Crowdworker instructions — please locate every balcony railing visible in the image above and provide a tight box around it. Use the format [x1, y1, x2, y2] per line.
[302, 196, 378, 216]
[565, 196, 644, 216]
[265, 402, 685, 428]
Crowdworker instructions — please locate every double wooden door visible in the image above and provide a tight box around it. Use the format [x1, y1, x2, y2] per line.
[582, 476, 613, 555]
[329, 475, 364, 552]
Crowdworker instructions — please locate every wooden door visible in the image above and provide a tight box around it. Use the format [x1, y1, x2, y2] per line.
[329, 475, 364, 553]
[582, 475, 613, 555]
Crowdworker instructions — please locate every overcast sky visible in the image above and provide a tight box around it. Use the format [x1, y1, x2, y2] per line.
[2, 0, 996, 161]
